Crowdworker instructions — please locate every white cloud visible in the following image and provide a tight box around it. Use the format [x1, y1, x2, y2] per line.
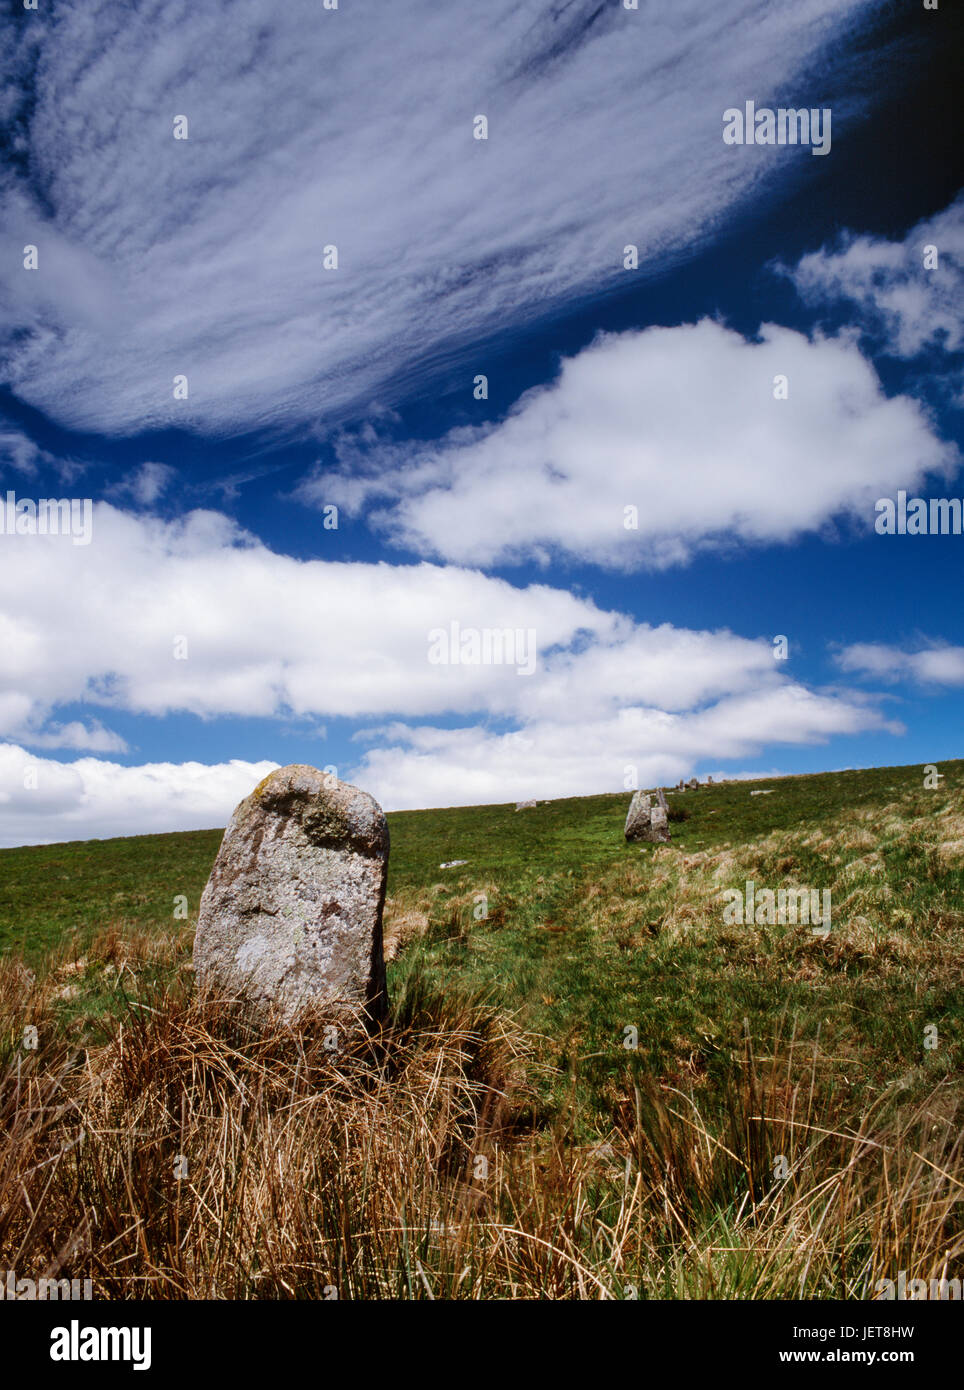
[783, 194, 964, 358]
[108, 462, 177, 507]
[0, 502, 900, 841]
[0, 503, 620, 728]
[837, 641, 964, 687]
[352, 683, 900, 811]
[0, 426, 57, 477]
[0, 0, 882, 436]
[307, 319, 957, 569]
[0, 501, 889, 729]
[20, 720, 129, 754]
[0, 743, 276, 848]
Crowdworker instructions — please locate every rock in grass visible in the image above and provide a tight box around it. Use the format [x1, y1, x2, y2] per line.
[624, 791, 671, 844]
[515, 800, 537, 810]
[193, 765, 389, 1025]
[624, 791, 651, 840]
[648, 805, 671, 842]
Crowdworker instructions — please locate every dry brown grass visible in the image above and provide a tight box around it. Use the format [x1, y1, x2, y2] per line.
[1, 948, 961, 1299]
[382, 892, 431, 962]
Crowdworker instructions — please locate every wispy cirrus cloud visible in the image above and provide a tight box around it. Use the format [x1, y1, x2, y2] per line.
[0, 0, 883, 438]
[106, 462, 178, 508]
[0, 425, 60, 477]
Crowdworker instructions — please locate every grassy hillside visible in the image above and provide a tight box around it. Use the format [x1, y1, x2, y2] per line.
[2, 759, 962, 1298]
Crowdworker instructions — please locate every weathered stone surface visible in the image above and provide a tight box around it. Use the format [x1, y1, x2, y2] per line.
[648, 805, 671, 842]
[193, 765, 389, 1024]
[624, 791, 651, 840]
[515, 800, 537, 810]
[624, 791, 671, 844]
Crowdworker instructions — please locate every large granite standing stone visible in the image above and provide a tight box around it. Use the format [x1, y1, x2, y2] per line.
[624, 791, 671, 844]
[624, 791, 651, 840]
[193, 765, 389, 1025]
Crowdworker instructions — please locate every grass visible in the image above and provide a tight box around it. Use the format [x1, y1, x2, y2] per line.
[1, 759, 962, 1298]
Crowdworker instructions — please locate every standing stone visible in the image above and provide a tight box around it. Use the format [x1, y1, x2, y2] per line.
[624, 791, 651, 840]
[706, 775, 714, 785]
[687, 777, 699, 790]
[655, 786, 669, 812]
[193, 765, 389, 1025]
[649, 805, 671, 842]
[624, 791, 671, 844]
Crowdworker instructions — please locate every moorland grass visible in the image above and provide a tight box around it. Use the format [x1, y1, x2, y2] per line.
[1, 760, 962, 1297]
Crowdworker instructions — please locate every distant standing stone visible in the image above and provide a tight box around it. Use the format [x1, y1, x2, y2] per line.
[687, 777, 699, 790]
[193, 765, 389, 1025]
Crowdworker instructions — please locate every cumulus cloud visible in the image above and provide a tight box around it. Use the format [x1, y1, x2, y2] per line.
[0, 501, 901, 841]
[0, 503, 622, 728]
[352, 683, 899, 812]
[0, 501, 893, 729]
[0, 0, 882, 436]
[837, 641, 964, 687]
[782, 194, 964, 358]
[0, 743, 276, 848]
[305, 320, 957, 569]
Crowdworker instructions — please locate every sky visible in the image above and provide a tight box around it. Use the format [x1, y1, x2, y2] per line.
[0, 0, 962, 847]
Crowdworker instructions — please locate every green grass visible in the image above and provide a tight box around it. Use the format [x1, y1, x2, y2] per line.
[2, 758, 962, 1297]
[0, 827, 221, 960]
[3, 759, 963, 1131]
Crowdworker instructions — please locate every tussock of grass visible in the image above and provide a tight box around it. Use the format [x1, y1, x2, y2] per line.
[2, 958, 960, 1298]
[1, 761, 962, 1297]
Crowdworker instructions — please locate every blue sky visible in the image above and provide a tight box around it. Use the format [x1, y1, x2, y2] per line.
[0, 0, 962, 845]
